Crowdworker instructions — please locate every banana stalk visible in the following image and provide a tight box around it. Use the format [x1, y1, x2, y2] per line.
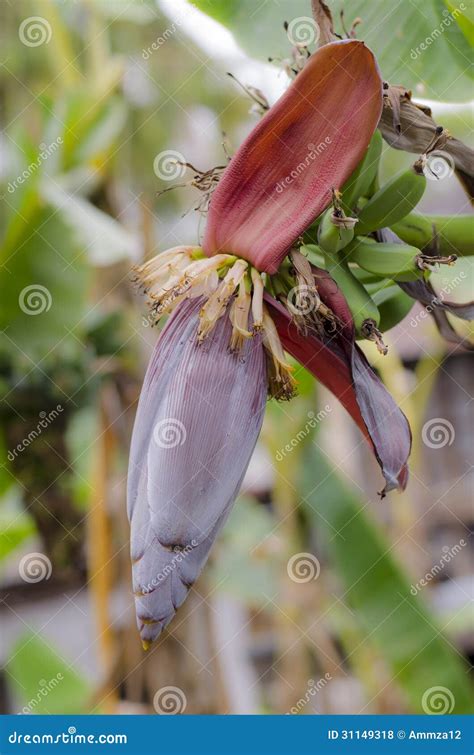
[318, 195, 357, 256]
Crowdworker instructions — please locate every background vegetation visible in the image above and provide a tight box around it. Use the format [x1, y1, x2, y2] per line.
[0, 0, 472, 715]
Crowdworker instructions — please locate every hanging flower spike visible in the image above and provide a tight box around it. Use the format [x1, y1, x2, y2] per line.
[128, 39, 410, 647]
[203, 40, 382, 273]
[128, 298, 267, 648]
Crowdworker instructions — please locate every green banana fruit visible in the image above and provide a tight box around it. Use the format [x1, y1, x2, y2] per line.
[300, 243, 324, 268]
[365, 169, 380, 199]
[304, 130, 383, 245]
[302, 244, 389, 290]
[345, 237, 424, 282]
[364, 277, 394, 295]
[351, 265, 386, 292]
[323, 254, 380, 332]
[341, 129, 383, 211]
[373, 285, 416, 332]
[324, 254, 388, 352]
[302, 217, 322, 246]
[391, 213, 474, 257]
[318, 207, 356, 255]
[354, 165, 426, 236]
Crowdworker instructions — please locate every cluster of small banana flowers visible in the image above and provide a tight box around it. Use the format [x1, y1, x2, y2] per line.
[127, 39, 473, 649]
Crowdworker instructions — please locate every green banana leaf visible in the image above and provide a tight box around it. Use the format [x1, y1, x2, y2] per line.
[0, 502, 35, 562]
[0, 520, 35, 561]
[7, 634, 91, 714]
[301, 448, 473, 713]
[0, 206, 90, 361]
[41, 182, 139, 266]
[209, 495, 280, 602]
[443, 0, 474, 46]
[193, 0, 473, 102]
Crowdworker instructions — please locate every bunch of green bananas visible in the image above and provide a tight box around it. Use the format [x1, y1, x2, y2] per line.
[306, 128, 473, 351]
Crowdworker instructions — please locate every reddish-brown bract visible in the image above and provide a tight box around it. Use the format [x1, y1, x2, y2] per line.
[265, 266, 411, 495]
[203, 40, 383, 272]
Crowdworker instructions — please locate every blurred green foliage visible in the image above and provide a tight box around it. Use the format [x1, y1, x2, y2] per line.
[8, 635, 91, 714]
[195, 0, 473, 100]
